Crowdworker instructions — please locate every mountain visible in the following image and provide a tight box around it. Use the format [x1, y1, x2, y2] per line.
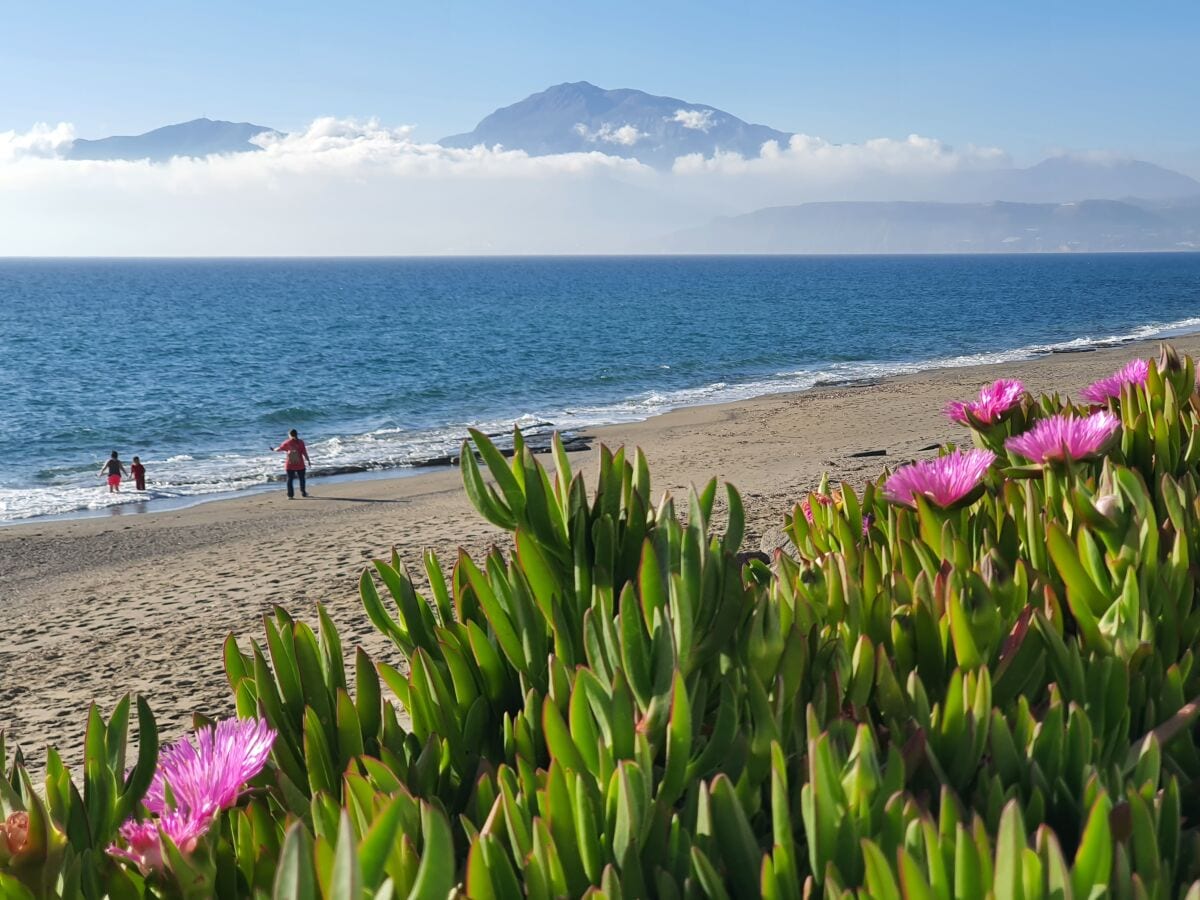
[66, 118, 277, 162]
[59, 95, 1200, 208]
[662, 199, 1200, 253]
[969, 157, 1200, 202]
[441, 82, 1200, 199]
[439, 81, 791, 168]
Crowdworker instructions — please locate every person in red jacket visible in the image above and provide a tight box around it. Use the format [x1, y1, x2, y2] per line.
[272, 429, 311, 498]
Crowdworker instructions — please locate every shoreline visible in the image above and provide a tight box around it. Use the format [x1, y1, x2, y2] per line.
[2, 333, 1198, 768]
[0, 465, 443, 529]
[6, 314, 1200, 528]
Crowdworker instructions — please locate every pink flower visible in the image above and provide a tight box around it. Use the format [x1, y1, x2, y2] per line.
[945, 379, 1025, 427]
[1079, 359, 1149, 404]
[883, 449, 997, 508]
[109, 810, 208, 873]
[142, 717, 276, 820]
[800, 493, 834, 523]
[109, 717, 275, 871]
[1005, 411, 1120, 463]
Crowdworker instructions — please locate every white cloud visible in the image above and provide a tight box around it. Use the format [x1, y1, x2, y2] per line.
[672, 133, 1008, 176]
[1040, 148, 1125, 165]
[573, 122, 646, 146]
[0, 118, 649, 188]
[671, 108, 714, 132]
[0, 122, 75, 162]
[0, 119, 662, 254]
[0, 117, 1025, 254]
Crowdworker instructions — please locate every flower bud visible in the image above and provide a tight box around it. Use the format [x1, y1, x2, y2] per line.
[1158, 342, 1183, 374]
[980, 549, 1011, 586]
[4, 811, 29, 855]
[1094, 493, 1119, 521]
[861, 512, 875, 536]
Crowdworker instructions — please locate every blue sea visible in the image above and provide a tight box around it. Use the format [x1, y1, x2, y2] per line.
[1, 255, 1198, 522]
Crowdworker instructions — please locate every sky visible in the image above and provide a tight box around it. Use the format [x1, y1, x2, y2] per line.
[2, 1, 1198, 254]
[4, 0, 1199, 168]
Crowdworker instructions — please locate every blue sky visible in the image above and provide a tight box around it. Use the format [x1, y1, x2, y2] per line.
[4, 0, 1199, 172]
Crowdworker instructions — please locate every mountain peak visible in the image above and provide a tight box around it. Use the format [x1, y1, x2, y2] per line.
[546, 80, 602, 92]
[439, 82, 792, 168]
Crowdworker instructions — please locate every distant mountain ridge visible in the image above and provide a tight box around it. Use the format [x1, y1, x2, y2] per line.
[66, 118, 276, 162]
[56, 89, 1200, 210]
[439, 81, 791, 168]
[963, 157, 1200, 203]
[663, 199, 1200, 253]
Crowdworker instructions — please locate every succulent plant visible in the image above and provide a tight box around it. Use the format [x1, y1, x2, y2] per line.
[7, 345, 1200, 897]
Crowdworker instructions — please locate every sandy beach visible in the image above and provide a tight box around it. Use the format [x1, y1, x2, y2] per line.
[2, 335, 1196, 768]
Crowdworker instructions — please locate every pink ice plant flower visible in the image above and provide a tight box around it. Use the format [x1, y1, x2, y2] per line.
[882, 449, 997, 509]
[110, 810, 210, 873]
[800, 493, 834, 523]
[142, 717, 276, 819]
[1005, 410, 1121, 463]
[108, 717, 275, 872]
[1079, 358, 1149, 405]
[944, 379, 1025, 427]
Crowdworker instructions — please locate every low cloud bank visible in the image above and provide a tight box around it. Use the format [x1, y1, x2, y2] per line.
[0, 117, 1019, 254]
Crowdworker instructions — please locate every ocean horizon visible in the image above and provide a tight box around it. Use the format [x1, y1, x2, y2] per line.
[3, 253, 1198, 523]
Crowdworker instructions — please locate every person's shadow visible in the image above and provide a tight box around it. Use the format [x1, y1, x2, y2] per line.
[302, 495, 408, 504]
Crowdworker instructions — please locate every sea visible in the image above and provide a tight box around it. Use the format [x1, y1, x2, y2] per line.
[2, 254, 1198, 523]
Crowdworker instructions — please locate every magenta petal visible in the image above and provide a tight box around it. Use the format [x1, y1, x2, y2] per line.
[144, 718, 275, 819]
[112, 716, 276, 871]
[1004, 411, 1120, 463]
[109, 820, 164, 872]
[800, 493, 834, 523]
[944, 400, 970, 426]
[945, 379, 1025, 427]
[883, 449, 996, 508]
[108, 809, 211, 872]
[1079, 359, 1149, 405]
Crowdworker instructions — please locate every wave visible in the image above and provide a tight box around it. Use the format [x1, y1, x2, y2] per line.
[547, 314, 1200, 428]
[3, 313, 1198, 523]
[258, 406, 329, 424]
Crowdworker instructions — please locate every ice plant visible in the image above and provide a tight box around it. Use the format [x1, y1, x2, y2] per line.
[1005, 410, 1120, 463]
[945, 378, 1025, 426]
[882, 449, 996, 508]
[108, 717, 275, 871]
[1079, 358, 1149, 404]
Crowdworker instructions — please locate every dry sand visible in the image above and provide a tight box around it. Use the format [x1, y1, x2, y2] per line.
[2, 336, 1196, 767]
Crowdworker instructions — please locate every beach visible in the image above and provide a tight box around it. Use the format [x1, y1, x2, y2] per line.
[1, 335, 1195, 768]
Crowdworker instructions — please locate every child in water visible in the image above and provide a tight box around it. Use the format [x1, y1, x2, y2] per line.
[130, 456, 146, 491]
[99, 451, 127, 493]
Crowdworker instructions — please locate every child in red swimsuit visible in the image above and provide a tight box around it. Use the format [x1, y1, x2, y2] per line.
[130, 456, 146, 491]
